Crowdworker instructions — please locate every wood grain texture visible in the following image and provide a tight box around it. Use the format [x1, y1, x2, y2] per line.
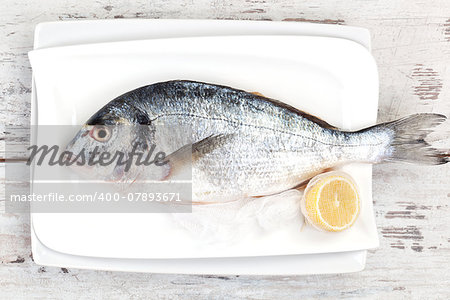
[1, 0, 449, 299]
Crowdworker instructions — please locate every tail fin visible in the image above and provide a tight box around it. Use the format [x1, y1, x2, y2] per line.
[383, 113, 448, 165]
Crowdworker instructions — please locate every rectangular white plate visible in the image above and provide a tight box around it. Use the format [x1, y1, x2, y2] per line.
[30, 20, 378, 274]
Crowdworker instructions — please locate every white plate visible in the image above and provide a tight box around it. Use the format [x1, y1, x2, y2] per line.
[30, 20, 378, 274]
[29, 34, 379, 259]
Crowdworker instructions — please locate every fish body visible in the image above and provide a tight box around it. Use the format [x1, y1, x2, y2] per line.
[67, 80, 448, 203]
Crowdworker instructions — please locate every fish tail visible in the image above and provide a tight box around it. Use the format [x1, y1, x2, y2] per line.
[379, 113, 448, 165]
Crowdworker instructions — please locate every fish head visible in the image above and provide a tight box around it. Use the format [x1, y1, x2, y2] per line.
[65, 103, 151, 182]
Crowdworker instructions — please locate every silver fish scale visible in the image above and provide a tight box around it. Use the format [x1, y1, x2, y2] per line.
[95, 81, 391, 202]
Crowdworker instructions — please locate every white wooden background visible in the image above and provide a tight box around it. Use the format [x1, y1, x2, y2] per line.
[1, 0, 450, 299]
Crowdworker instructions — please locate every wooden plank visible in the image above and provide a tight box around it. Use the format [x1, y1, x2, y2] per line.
[0, 0, 449, 298]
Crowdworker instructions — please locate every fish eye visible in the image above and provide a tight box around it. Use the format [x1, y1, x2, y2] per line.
[90, 126, 111, 142]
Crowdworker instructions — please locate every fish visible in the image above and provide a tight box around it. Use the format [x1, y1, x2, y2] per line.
[66, 80, 448, 203]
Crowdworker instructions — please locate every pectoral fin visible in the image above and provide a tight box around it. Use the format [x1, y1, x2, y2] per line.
[161, 133, 234, 181]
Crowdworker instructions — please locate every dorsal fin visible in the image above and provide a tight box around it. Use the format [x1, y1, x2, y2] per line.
[249, 93, 338, 130]
[250, 91, 265, 97]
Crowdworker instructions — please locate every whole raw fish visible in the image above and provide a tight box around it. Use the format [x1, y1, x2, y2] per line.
[66, 80, 448, 203]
